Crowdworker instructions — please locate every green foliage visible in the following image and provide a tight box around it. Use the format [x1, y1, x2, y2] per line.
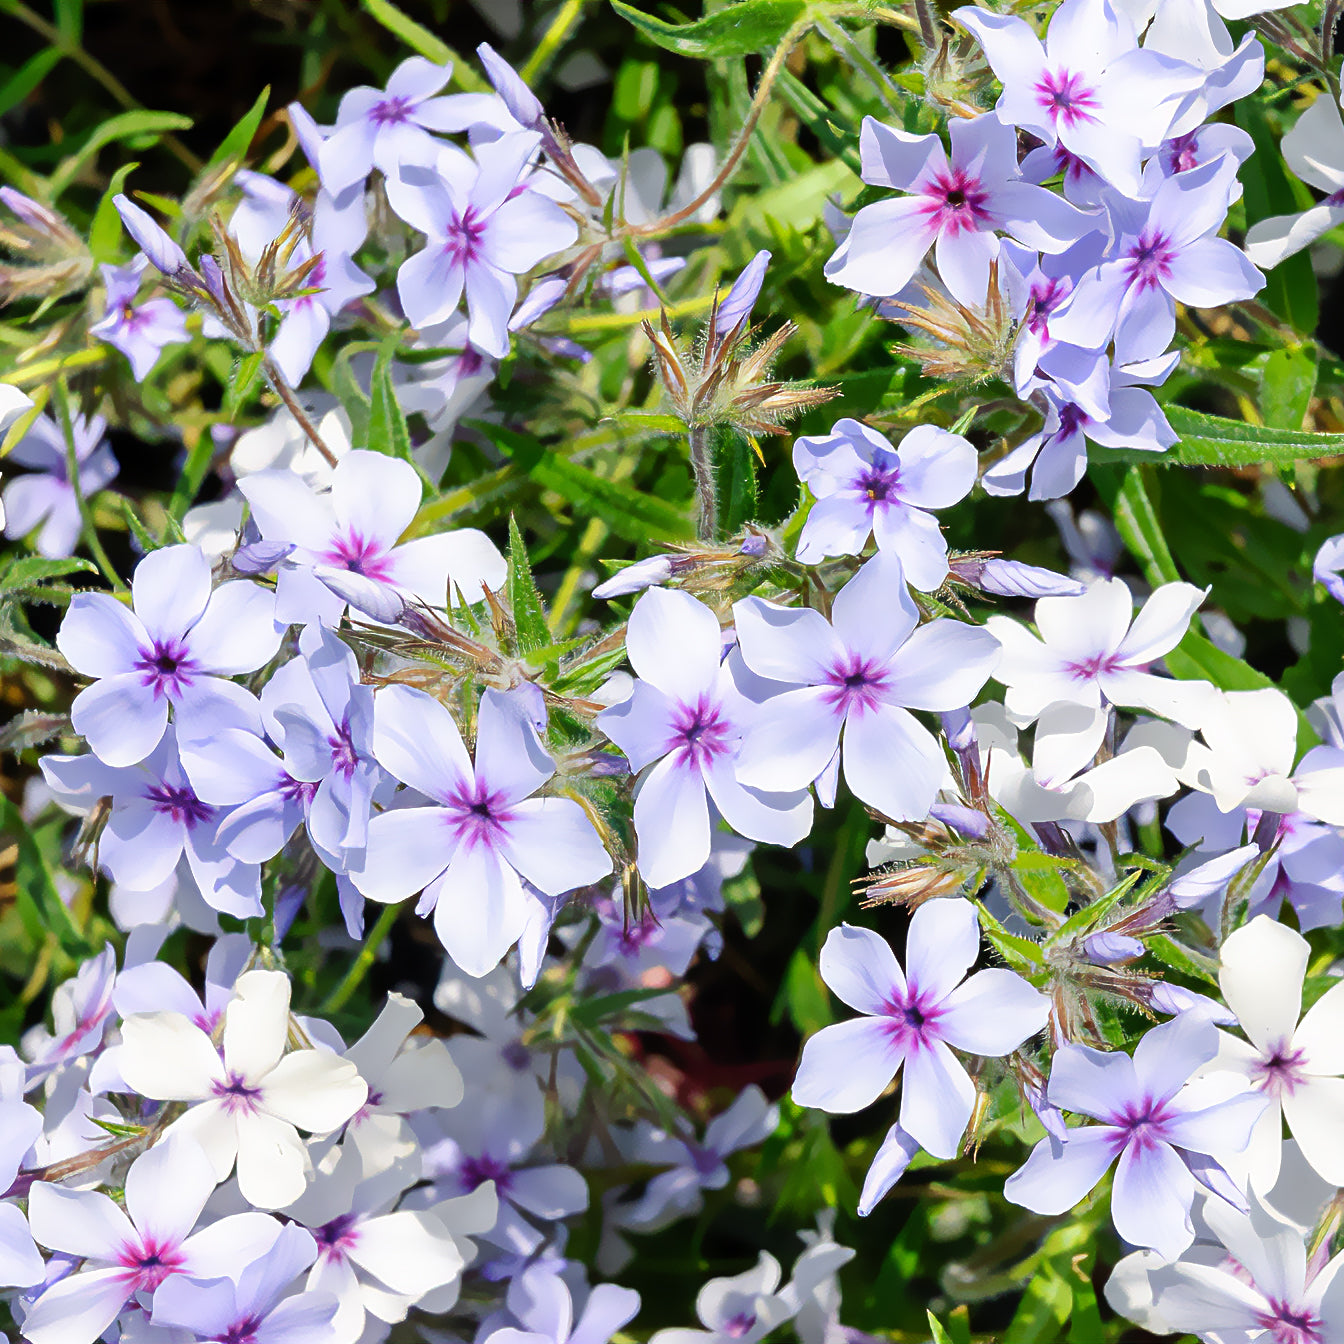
[612, 0, 808, 58]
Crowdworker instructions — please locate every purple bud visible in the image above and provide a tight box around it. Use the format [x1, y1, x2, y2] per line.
[1022, 1074, 1068, 1143]
[1081, 931, 1144, 964]
[286, 102, 326, 175]
[113, 195, 191, 277]
[477, 42, 544, 130]
[711, 250, 770, 352]
[1179, 1150, 1248, 1209]
[858, 1123, 921, 1218]
[319, 569, 406, 623]
[928, 801, 990, 838]
[232, 540, 295, 575]
[0, 187, 62, 233]
[939, 706, 976, 752]
[273, 884, 305, 941]
[592, 555, 675, 599]
[1143, 982, 1236, 1025]
[597, 256, 686, 297]
[956, 556, 1086, 599]
[1314, 534, 1344, 606]
[738, 534, 767, 557]
[1166, 843, 1260, 908]
[509, 276, 568, 331]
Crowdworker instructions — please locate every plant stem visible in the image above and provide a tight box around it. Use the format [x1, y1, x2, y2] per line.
[688, 423, 717, 540]
[55, 383, 123, 591]
[262, 355, 339, 467]
[319, 901, 400, 1015]
[521, 0, 587, 83]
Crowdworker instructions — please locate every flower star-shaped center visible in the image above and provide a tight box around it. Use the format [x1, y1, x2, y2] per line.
[144, 782, 212, 828]
[822, 654, 891, 717]
[855, 463, 901, 507]
[722, 1313, 758, 1339]
[445, 781, 514, 847]
[280, 775, 320, 806]
[315, 1212, 361, 1261]
[1254, 1299, 1323, 1344]
[1064, 650, 1122, 681]
[1125, 231, 1176, 290]
[1025, 279, 1067, 334]
[1252, 1041, 1309, 1099]
[370, 95, 412, 125]
[459, 1151, 513, 1193]
[1165, 134, 1200, 175]
[669, 696, 733, 770]
[445, 206, 488, 266]
[134, 638, 198, 698]
[117, 1236, 186, 1291]
[923, 170, 992, 235]
[1115, 1097, 1175, 1152]
[882, 989, 943, 1048]
[323, 530, 395, 582]
[1034, 68, 1101, 129]
[211, 1072, 264, 1115]
[214, 1314, 264, 1344]
[328, 718, 360, 778]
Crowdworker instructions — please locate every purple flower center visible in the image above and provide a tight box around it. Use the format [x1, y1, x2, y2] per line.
[882, 987, 943, 1048]
[1025, 278, 1068, 334]
[616, 917, 659, 956]
[322, 529, 396, 582]
[445, 779, 515, 848]
[1253, 1300, 1323, 1344]
[370, 96, 412, 125]
[722, 1312, 757, 1338]
[213, 1315, 264, 1344]
[822, 653, 891, 718]
[501, 1039, 531, 1071]
[921, 168, 992, 236]
[117, 1235, 186, 1291]
[1124, 230, 1176, 291]
[445, 206, 488, 266]
[144, 782, 212, 828]
[1033, 68, 1100, 129]
[668, 695, 734, 771]
[1251, 1041, 1309, 1099]
[1114, 1096, 1175, 1152]
[315, 1212, 361, 1261]
[1064, 650, 1121, 681]
[1056, 402, 1091, 441]
[211, 1072, 263, 1116]
[459, 1151, 513, 1193]
[281, 774, 320, 806]
[329, 718, 360, 779]
[854, 464, 902, 509]
[134, 637, 199, 699]
[1164, 133, 1200, 175]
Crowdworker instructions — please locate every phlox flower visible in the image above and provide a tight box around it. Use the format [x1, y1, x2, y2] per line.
[21, 945, 117, 1087]
[88, 257, 188, 379]
[778, 1218, 855, 1344]
[22, 1137, 277, 1344]
[117, 969, 367, 1208]
[41, 732, 263, 919]
[111, 932, 250, 1037]
[1005, 1014, 1267, 1259]
[733, 553, 1000, 823]
[351, 685, 612, 978]
[1150, 1191, 1344, 1344]
[955, 0, 1198, 195]
[2, 411, 118, 561]
[488, 1262, 640, 1344]
[237, 448, 505, 625]
[385, 131, 579, 356]
[595, 587, 814, 888]
[986, 576, 1214, 746]
[0, 1045, 41, 1190]
[824, 112, 1094, 307]
[649, 1251, 795, 1344]
[791, 419, 976, 586]
[149, 1221, 337, 1344]
[55, 544, 279, 767]
[1048, 155, 1262, 365]
[792, 901, 1049, 1158]
[317, 56, 480, 195]
[1215, 915, 1344, 1190]
[1244, 91, 1344, 269]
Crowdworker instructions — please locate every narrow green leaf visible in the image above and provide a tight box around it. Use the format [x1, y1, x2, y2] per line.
[1095, 405, 1344, 469]
[224, 350, 265, 420]
[168, 431, 220, 520]
[974, 900, 1044, 976]
[1013, 851, 1070, 914]
[926, 1313, 954, 1344]
[1147, 934, 1219, 987]
[360, 0, 488, 88]
[88, 162, 140, 262]
[118, 497, 163, 553]
[1259, 346, 1317, 431]
[50, 110, 194, 199]
[206, 85, 271, 169]
[712, 425, 758, 536]
[329, 344, 374, 446]
[1095, 464, 1180, 586]
[1003, 1257, 1071, 1344]
[368, 341, 415, 464]
[611, 0, 806, 57]
[0, 797, 94, 956]
[507, 514, 551, 657]
[0, 554, 98, 589]
[0, 47, 62, 119]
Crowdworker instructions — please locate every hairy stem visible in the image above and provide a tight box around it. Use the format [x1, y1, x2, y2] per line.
[688, 423, 717, 540]
[262, 356, 339, 468]
[55, 384, 123, 591]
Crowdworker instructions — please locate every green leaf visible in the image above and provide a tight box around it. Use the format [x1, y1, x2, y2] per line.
[465, 420, 693, 542]
[223, 350, 265, 420]
[1095, 405, 1344, 469]
[0, 555, 98, 590]
[926, 1314, 954, 1344]
[1236, 98, 1318, 334]
[1147, 934, 1219, 987]
[168, 431, 220, 521]
[507, 514, 551, 657]
[0, 47, 62, 119]
[611, 0, 806, 57]
[118, 497, 163, 553]
[88, 161, 140, 262]
[360, 0, 488, 89]
[0, 797, 94, 957]
[206, 85, 270, 169]
[974, 899, 1044, 976]
[50, 110, 194, 199]
[1259, 346, 1317, 431]
[1093, 464, 1180, 587]
[1012, 851, 1070, 914]
[1004, 1255, 1071, 1344]
[329, 344, 374, 446]
[776, 945, 833, 1037]
[367, 340, 419, 475]
[712, 425, 758, 537]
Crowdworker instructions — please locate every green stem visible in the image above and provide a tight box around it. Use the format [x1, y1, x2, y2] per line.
[816, 16, 901, 114]
[319, 901, 400, 1015]
[688, 423, 717, 540]
[55, 383, 123, 591]
[520, 0, 587, 84]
